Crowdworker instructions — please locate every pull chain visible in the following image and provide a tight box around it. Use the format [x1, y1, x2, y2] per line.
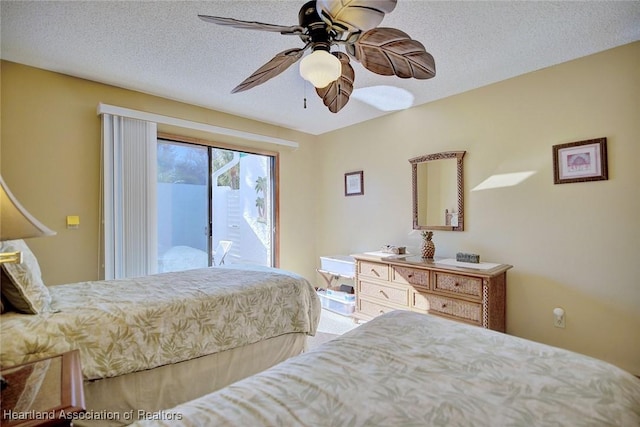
[303, 81, 307, 109]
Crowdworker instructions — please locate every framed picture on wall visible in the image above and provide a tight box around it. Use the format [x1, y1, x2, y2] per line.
[552, 137, 608, 184]
[345, 171, 364, 196]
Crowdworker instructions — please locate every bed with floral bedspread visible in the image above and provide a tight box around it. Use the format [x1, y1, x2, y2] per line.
[130, 310, 640, 427]
[1, 264, 320, 380]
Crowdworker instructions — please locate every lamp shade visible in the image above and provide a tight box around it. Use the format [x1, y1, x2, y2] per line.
[299, 50, 342, 88]
[0, 175, 56, 241]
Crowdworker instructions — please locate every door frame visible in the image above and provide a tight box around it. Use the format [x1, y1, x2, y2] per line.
[158, 132, 280, 267]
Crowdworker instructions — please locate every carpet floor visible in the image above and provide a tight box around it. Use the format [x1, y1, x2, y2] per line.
[307, 308, 360, 350]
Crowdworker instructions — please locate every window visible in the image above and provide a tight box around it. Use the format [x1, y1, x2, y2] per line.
[100, 107, 286, 280]
[157, 137, 278, 272]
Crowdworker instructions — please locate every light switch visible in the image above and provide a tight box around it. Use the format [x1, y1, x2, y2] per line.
[66, 215, 80, 229]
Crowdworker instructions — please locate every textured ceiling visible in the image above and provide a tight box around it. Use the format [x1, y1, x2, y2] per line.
[2, 1, 639, 135]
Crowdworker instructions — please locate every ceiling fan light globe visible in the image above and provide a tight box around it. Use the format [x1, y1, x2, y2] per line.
[299, 50, 341, 88]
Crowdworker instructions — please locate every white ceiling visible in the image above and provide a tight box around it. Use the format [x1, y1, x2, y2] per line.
[2, 1, 639, 136]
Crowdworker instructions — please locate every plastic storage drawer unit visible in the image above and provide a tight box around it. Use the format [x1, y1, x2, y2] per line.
[317, 290, 355, 316]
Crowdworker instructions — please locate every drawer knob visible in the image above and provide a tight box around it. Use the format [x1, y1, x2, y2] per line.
[441, 303, 447, 308]
[378, 290, 389, 298]
[454, 282, 460, 287]
[371, 268, 379, 277]
[379, 309, 385, 314]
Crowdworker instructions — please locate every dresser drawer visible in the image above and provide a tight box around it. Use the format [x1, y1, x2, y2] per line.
[411, 290, 430, 312]
[433, 272, 482, 299]
[358, 298, 397, 318]
[418, 292, 482, 324]
[359, 281, 409, 307]
[358, 261, 390, 281]
[392, 266, 429, 288]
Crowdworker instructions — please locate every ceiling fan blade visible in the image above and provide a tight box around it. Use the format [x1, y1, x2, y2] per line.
[354, 27, 436, 79]
[317, 0, 397, 33]
[231, 48, 306, 94]
[198, 15, 304, 36]
[316, 53, 354, 113]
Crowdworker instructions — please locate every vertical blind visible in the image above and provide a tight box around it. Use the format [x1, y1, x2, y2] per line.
[101, 114, 158, 279]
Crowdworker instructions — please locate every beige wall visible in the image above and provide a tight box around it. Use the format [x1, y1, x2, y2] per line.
[0, 61, 319, 285]
[315, 42, 640, 375]
[2, 42, 639, 375]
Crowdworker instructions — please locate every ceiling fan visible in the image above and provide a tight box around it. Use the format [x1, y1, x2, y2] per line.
[198, 0, 435, 113]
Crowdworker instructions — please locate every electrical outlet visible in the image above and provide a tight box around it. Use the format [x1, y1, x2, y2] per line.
[553, 307, 565, 328]
[554, 316, 565, 328]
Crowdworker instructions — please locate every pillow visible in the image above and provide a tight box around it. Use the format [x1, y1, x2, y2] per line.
[0, 239, 51, 314]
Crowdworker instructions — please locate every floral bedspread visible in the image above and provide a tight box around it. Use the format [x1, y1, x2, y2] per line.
[0, 265, 320, 380]
[131, 311, 640, 427]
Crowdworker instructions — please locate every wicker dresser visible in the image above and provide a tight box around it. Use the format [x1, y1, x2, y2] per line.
[352, 254, 512, 332]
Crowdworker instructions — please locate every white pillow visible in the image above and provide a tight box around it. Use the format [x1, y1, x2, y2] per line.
[0, 239, 51, 314]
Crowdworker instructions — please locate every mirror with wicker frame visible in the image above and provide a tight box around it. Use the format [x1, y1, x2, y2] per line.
[410, 151, 465, 231]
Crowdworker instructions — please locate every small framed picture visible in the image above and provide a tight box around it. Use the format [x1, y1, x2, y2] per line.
[344, 171, 364, 196]
[552, 137, 608, 184]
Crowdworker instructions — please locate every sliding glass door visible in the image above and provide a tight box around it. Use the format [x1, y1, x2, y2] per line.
[157, 139, 276, 272]
[157, 141, 210, 273]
